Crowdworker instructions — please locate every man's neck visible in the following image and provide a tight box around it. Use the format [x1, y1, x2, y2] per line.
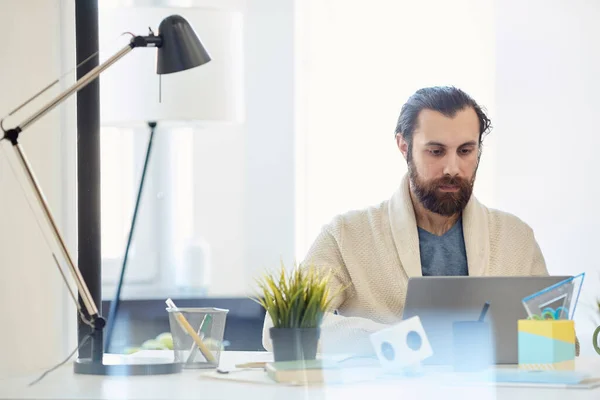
[410, 190, 460, 236]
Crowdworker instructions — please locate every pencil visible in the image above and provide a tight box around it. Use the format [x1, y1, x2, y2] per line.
[235, 362, 267, 369]
[175, 312, 216, 363]
[478, 301, 490, 322]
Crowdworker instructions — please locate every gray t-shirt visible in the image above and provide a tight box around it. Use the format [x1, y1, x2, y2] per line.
[418, 218, 468, 276]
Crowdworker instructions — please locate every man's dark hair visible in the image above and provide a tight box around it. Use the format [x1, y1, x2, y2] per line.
[394, 86, 492, 157]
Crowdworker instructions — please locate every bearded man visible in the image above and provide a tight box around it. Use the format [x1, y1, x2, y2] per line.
[262, 86, 548, 354]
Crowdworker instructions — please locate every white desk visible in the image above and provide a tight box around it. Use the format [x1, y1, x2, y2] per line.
[1, 351, 599, 400]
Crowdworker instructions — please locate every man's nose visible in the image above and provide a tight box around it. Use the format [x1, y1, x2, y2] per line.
[443, 153, 460, 177]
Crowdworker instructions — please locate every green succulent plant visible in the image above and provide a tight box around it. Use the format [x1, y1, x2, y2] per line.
[252, 261, 344, 329]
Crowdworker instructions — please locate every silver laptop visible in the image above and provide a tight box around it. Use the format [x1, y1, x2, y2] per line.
[401, 276, 571, 365]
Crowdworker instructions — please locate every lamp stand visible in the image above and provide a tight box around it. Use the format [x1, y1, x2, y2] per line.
[104, 121, 158, 354]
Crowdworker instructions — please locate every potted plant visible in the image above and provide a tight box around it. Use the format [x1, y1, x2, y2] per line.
[253, 262, 344, 362]
[587, 272, 600, 355]
[594, 299, 600, 355]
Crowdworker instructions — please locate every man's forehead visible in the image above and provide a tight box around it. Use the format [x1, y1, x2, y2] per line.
[413, 108, 479, 144]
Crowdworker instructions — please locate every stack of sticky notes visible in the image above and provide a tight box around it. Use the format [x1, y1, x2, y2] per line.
[265, 359, 341, 384]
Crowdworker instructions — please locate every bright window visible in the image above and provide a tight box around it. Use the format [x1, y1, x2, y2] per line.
[294, 0, 496, 258]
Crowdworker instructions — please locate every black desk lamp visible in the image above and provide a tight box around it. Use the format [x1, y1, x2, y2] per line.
[1, 15, 210, 375]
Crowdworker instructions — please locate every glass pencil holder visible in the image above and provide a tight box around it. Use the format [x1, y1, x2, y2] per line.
[167, 307, 229, 369]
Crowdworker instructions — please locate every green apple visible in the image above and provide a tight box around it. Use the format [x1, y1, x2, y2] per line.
[156, 332, 173, 350]
[124, 347, 140, 355]
[141, 339, 167, 350]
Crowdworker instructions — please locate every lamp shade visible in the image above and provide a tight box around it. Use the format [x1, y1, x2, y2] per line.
[157, 15, 211, 75]
[98, 7, 243, 124]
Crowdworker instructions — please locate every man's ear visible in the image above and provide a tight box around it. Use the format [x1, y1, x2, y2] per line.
[396, 133, 409, 161]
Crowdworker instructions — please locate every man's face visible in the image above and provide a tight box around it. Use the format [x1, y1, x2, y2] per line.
[397, 107, 481, 216]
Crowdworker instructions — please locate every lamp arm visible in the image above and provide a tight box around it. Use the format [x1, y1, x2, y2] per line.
[0, 34, 160, 326]
[6, 44, 133, 137]
[9, 142, 103, 322]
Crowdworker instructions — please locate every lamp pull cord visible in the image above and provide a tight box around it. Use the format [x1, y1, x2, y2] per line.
[28, 333, 92, 386]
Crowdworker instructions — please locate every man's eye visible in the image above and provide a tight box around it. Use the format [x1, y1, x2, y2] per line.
[429, 149, 443, 156]
[460, 148, 474, 155]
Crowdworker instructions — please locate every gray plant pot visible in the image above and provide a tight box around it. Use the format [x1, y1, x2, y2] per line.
[269, 327, 320, 362]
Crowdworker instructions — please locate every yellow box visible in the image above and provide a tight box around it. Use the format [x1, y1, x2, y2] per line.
[517, 320, 575, 370]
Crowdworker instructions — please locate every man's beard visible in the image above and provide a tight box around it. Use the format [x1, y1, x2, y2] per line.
[407, 160, 475, 217]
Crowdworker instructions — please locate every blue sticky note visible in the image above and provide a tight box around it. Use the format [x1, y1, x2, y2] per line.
[490, 370, 589, 385]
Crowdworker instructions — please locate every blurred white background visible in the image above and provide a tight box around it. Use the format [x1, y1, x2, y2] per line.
[96, 0, 600, 354]
[2, 0, 600, 373]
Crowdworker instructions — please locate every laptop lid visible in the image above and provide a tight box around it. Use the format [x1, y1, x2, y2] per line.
[401, 276, 571, 365]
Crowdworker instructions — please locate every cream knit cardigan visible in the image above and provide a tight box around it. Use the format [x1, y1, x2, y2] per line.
[262, 174, 548, 354]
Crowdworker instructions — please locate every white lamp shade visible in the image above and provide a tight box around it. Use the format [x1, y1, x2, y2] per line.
[98, 6, 243, 125]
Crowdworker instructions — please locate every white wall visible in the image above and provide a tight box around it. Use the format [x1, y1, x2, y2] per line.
[243, 0, 296, 283]
[494, 0, 600, 355]
[0, 0, 77, 375]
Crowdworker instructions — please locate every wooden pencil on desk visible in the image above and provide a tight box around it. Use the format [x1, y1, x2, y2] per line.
[235, 362, 267, 369]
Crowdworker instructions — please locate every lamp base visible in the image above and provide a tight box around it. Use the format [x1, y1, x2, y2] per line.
[74, 354, 182, 375]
